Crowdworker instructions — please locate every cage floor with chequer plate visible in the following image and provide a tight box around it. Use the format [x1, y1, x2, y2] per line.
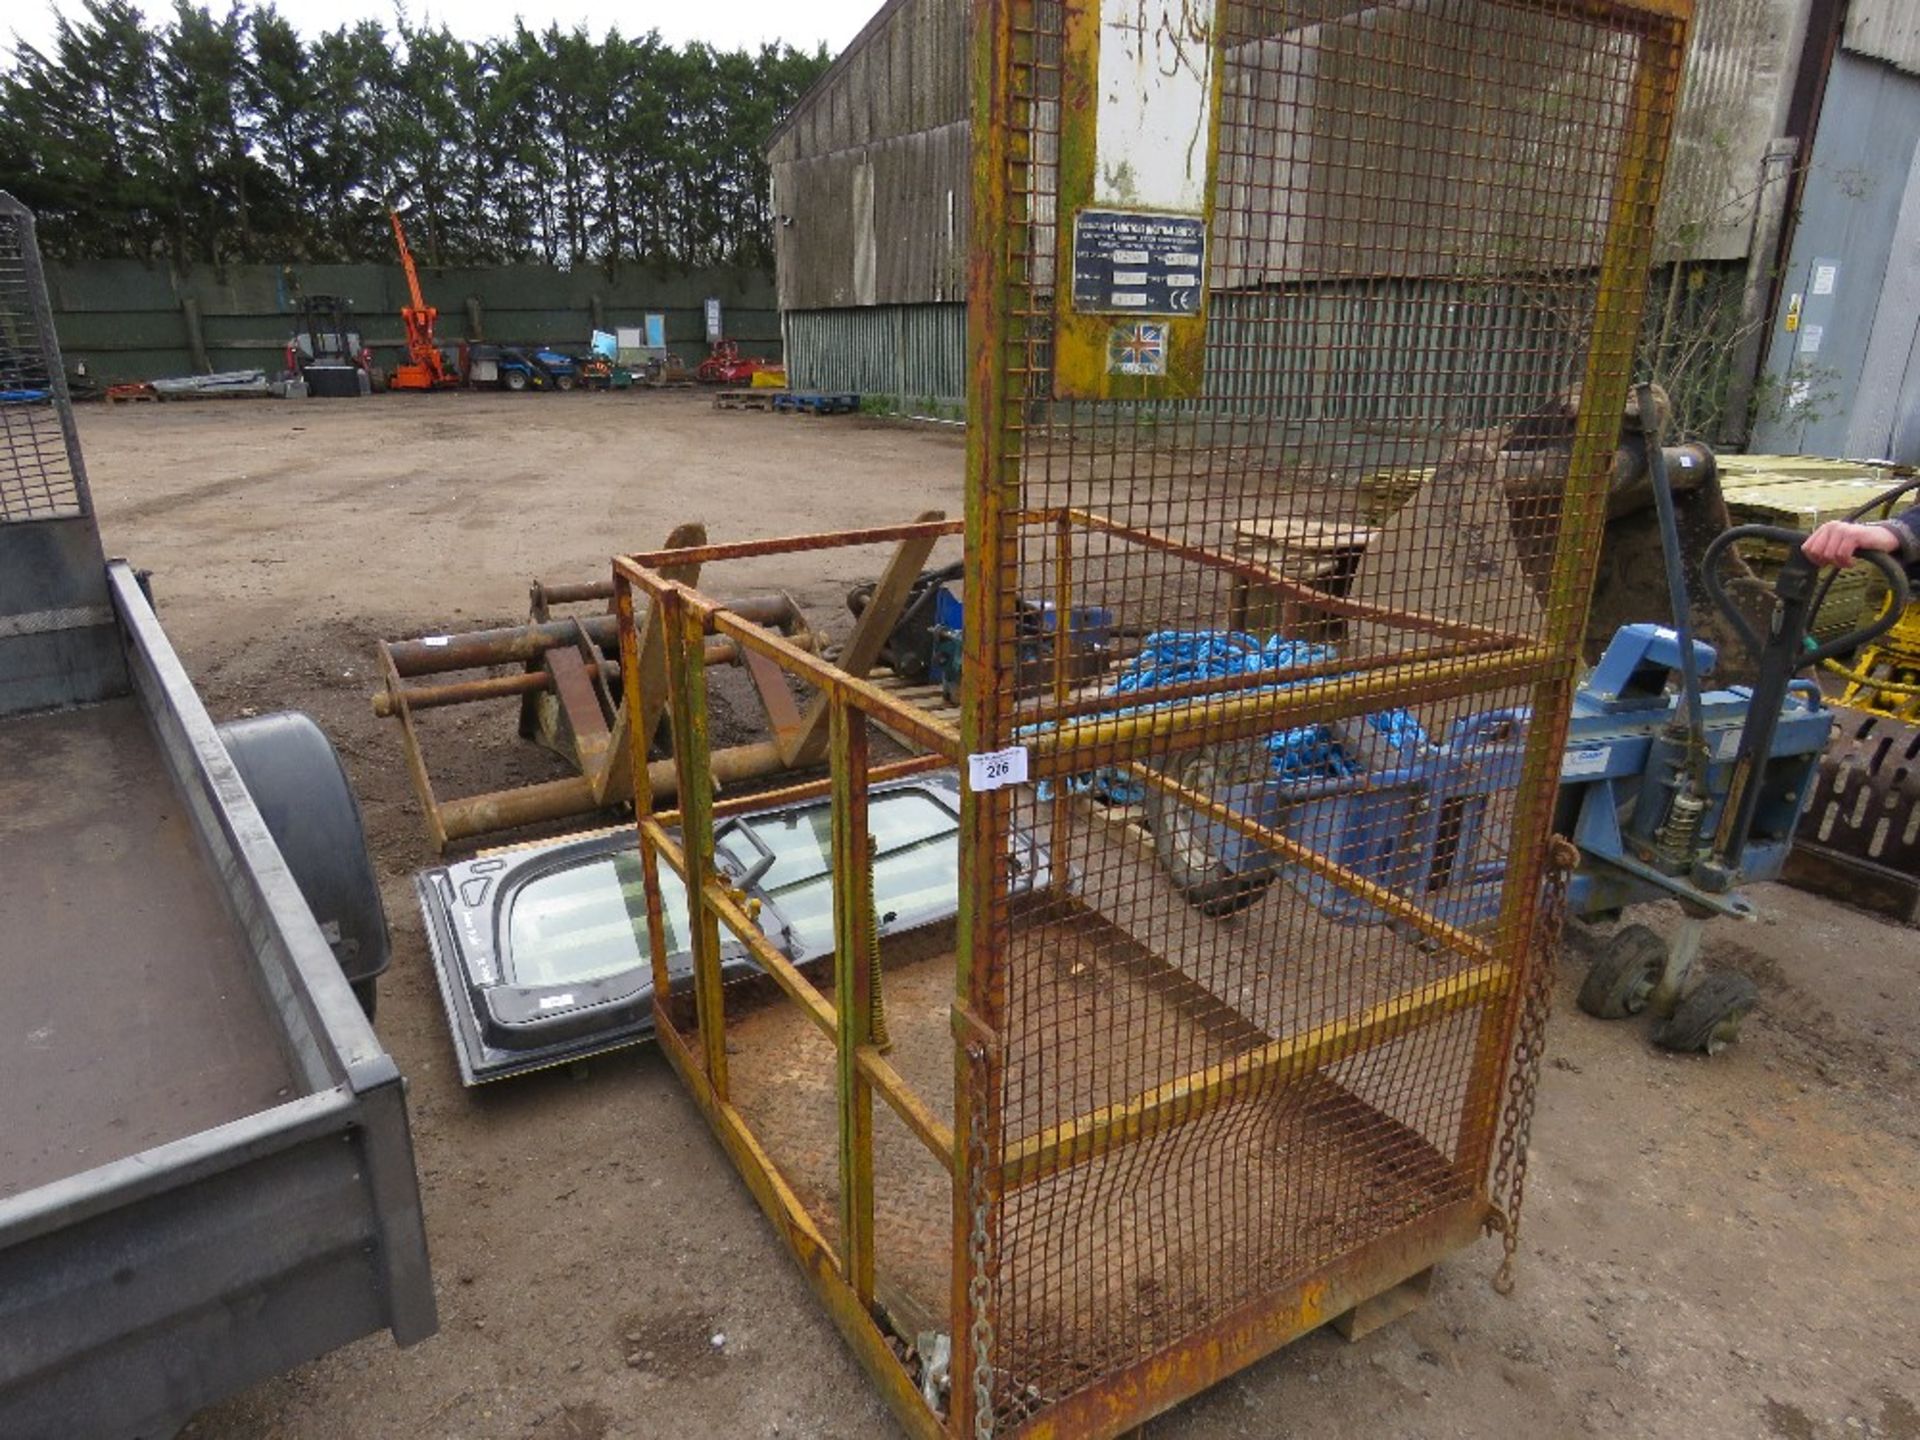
[710, 852, 1481, 1415]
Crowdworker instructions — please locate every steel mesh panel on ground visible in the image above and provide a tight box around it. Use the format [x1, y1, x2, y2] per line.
[972, 0, 1683, 1423]
[0, 199, 87, 523]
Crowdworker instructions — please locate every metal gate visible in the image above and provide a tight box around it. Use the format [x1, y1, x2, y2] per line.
[614, 1, 1686, 1434]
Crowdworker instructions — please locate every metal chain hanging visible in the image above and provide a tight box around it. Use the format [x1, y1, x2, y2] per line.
[1490, 833, 1577, 1296]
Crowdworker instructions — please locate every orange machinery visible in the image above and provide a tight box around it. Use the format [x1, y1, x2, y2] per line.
[387, 210, 456, 390]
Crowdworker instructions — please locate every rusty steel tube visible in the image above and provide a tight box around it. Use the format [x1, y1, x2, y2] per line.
[385, 593, 812, 678]
[372, 661, 618, 717]
[531, 578, 617, 608]
[433, 740, 793, 845]
[372, 627, 805, 717]
[387, 615, 621, 676]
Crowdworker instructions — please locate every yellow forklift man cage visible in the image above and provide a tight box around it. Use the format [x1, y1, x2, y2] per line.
[614, 0, 1687, 1433]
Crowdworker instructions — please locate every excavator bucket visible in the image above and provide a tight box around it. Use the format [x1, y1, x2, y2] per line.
[1789, 599, 1920, 923]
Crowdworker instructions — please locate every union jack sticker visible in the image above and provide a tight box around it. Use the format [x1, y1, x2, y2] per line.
[1107, 321, 1167, 377]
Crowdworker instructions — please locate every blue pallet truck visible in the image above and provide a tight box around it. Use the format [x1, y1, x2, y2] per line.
[1145, 387, 1911, 1052]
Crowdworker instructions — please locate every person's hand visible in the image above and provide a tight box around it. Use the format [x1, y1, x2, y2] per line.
[1802, 519, 1902, 568]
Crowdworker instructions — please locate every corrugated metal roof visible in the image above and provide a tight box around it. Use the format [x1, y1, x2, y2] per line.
[1845, 1, 1920, 77]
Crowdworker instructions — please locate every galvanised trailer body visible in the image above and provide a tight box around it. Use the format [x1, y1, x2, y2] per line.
[0, 190, 435, 1440]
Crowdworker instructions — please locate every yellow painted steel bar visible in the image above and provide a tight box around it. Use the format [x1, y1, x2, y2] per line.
[786, 512, 950, 769]
[620, 516, 965, 571]
[661, 589, 730, 1098]
[709, 603, 962, 758]
[830, 696, 879, 1304]
[856, 1045, 957, 1177]
[955, 0, 1025, 1427]
[645, 752, 951, 831]
[1120, 762, 1497, 965]
[1458, 9, 1689, 1178]
[1006, 1199, 1489, 1440]
[1017, 633, 1519, 731]
[613, 564, 962, 759]
[1023, 644, 1564, 782]
[640, 818, 840, 1040]
[649, 1016, 947, 1440]
[1001, 962, 1512, 1192]
[619, 575, 679, 1021]
[642, 817, 958, 1178]
[1049, 513, 1077, 896]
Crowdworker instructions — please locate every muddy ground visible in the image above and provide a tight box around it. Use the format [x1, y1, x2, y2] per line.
[67, 393, 1918, 1439]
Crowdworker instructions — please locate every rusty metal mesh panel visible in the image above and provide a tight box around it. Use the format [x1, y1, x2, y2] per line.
[972, 0, 1683, 1423]
[0, 197, 88, 523]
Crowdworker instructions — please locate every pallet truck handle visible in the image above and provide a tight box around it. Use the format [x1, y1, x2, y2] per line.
[1700, 523, 1911, 669]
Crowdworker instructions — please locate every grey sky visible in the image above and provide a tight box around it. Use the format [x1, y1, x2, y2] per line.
[6, 0, 879, 60]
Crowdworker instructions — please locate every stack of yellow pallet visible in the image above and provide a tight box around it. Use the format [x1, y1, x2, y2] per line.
[1718, 455, 1913, 644]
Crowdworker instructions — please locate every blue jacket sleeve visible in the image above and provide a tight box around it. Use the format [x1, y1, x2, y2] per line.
[1886, 504, 1920, 568]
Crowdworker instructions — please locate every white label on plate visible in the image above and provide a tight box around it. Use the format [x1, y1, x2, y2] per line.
[538, 993, 576, 1010]
[1714, 726, 1745, 760]
[1564, 745, 1612, 778]
[967, 745, 1030, 791]
[1812, 263, 1838, 295]
[423, 635, 451, 647]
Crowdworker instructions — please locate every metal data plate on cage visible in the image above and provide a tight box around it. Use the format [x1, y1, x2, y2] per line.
[1053, 0, 1224, 400]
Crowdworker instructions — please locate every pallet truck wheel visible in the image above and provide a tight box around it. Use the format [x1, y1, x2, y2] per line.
[1578, 923, 1665, 1019]
[1144, 743, 1277, 918]
[1655, 971, 1758, 1055]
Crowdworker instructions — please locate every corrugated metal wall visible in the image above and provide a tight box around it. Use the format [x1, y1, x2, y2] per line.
[771, 122, 969, 311]
[1199, 281, 1578, 429]
[771, 0, 1801, 434]
[767, 0, 970, 314]
[1845, 0, 1920, 77]
[788, 283, 1573, 429]
[765, 0, 968, 167]
[1658, 0, 1807, 260]
[1753, 49, 1920, 457]
[46, 259, 778, 383]
[791, 266, 1746, 436]
[783, 303, 967, 412]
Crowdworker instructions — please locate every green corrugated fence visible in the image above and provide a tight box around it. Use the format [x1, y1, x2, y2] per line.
[46, 258, 779, 383]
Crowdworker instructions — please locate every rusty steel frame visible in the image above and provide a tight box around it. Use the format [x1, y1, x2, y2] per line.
[611, 0, 1691, 1433]
[609, 510, 1624, 1433]
[373, 519, 957, 850]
